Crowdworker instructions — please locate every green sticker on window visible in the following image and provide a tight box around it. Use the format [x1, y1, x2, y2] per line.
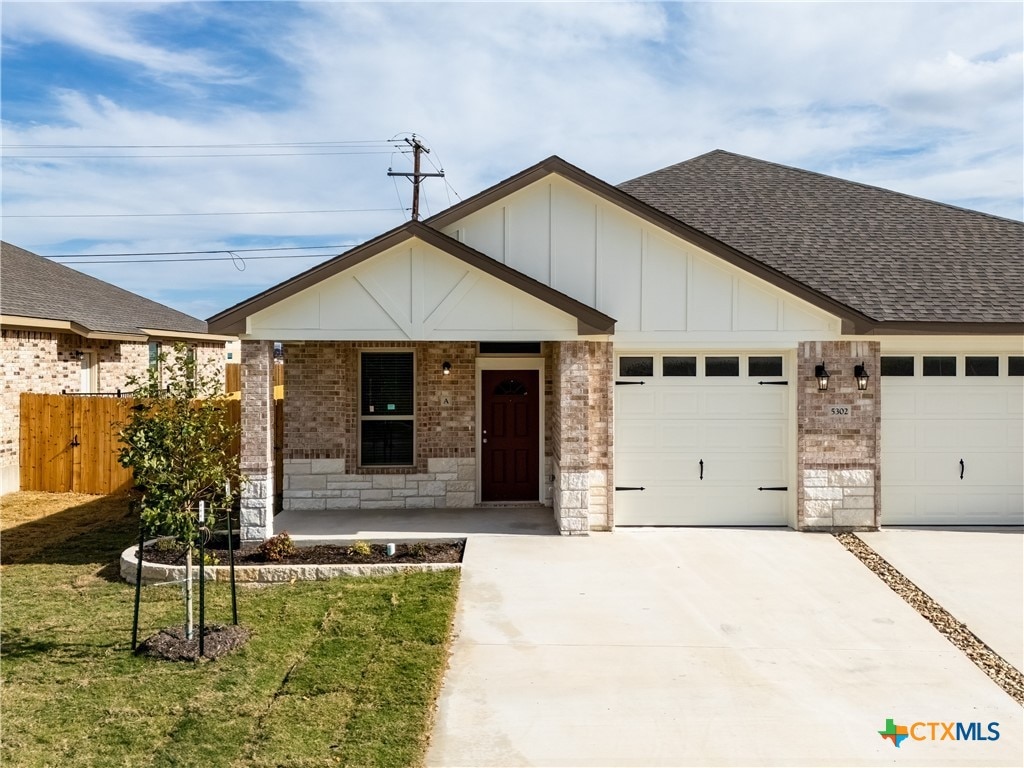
[387, 404, 395, 411]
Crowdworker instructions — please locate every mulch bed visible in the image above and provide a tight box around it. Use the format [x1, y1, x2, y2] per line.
[141, 538, 465, 567]
[136, 624, 250, 662]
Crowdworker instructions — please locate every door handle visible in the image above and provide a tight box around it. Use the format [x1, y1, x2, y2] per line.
[699, 459, 704, 480]
[70, 434, 80, 448]
[959, 459, 964, 480]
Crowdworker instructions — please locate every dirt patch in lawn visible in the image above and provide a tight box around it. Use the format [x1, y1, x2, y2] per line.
[142, 538, 465, 566]
[136, 624, 251, 662]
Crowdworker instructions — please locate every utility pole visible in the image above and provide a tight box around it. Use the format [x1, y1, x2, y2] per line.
[388, 135, 444, 221]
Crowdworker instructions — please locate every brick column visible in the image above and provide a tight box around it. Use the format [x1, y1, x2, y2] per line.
[552, 341, 590, 535]
[240, 340, 275, 542]
[797, 340, 881, 530]
[587, 341, 614, 530]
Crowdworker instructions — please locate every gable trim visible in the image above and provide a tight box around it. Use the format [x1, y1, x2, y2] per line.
[425, 156, 882, 334]
[208, 221, 615, 337]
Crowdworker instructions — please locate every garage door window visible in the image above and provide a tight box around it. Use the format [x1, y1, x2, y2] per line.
[663, 356, 697, 377]
[1008, 357, 1024, 376]
[923, 356, 957, 376]
[748, 356, 783, 377]
[881, 356, 914, 376]
[965, 356, 999, 376]
[619, 356, 653, 377]
[705, 356, 740, 377]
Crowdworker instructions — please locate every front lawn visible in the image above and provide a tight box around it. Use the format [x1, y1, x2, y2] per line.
[0, 492, 459, 768]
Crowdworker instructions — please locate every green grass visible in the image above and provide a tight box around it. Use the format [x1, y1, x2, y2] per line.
[0, 494, 460, 768]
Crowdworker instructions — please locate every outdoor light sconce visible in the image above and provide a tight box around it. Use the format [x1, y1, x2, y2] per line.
[814, 361, 830, 392]
[72, 350, 84, 361]
[442, 361, 452, 376]
[854, 362, 870, 391]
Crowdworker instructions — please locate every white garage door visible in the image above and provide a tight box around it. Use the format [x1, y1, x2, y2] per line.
[881, 354, 1024, 525]
[614, 353, 790, 526]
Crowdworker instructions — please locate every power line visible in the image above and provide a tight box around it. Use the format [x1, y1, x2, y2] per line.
[3, 150, 397, 159]
[50, 252, 346, 265]
[1, 140, 394, 149]
[4, 207, 403, 219]
[46, 244, 359, 258]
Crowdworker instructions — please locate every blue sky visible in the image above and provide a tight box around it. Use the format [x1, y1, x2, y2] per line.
[2, 0, 1022, 320]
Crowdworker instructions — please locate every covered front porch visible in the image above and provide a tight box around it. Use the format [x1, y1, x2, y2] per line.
[210, 222, 617, 543]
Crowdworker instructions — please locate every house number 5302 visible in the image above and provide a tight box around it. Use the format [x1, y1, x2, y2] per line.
[830, 407, 850, 416]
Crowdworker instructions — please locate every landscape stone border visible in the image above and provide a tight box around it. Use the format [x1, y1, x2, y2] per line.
[120, 540, 462, 586]
[834, 532, 1023, 705]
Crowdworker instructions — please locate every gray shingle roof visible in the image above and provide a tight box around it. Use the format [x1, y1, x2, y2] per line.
[1, 241, 208, 336]
[618, 150, 1024, 325]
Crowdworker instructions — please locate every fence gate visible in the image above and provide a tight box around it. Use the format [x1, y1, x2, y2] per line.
[19, 393, 135, 494]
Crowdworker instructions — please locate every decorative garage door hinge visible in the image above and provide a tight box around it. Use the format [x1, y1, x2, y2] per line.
[757, 486, 788, 491]
[757, 381, 788, 385]
[615, 486, 646, 491]
[615, 381, 646, 385]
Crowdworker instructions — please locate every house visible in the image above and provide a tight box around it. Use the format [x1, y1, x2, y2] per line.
[0, 241, 232, 492]
[207, 151, 1024, 542]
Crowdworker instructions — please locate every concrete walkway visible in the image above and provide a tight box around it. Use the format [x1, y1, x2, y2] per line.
[427, 530, 1023, 767]
[856, 527, 1024, 671]
[272, 506, 556, 543]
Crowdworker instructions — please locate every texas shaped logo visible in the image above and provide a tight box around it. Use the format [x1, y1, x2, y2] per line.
[879, 718, 909, 748]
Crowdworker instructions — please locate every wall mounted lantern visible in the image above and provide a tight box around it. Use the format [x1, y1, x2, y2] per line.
[72, 350, 84, 360]
[854, 362, 870, 391]
[442, 361, 452, 376]
[814, 361, 830, 392]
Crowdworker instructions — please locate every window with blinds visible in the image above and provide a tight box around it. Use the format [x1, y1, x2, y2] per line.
[360, 352, 415, 466]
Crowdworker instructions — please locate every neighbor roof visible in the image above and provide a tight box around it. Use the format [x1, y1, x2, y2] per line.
[1, 241, 210, 338]
[618, 150, 1024, 327]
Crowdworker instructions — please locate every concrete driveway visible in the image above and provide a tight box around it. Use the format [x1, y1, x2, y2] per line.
[856, 528, 1024, 671]
[426, 529, 1023, 767]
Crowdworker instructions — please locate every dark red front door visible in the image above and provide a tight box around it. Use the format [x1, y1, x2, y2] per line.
[481, 370, 540, 501]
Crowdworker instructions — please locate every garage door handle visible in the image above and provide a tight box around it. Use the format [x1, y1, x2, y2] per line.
[960, 459, 964, 480]
[699, 459, 704, 480]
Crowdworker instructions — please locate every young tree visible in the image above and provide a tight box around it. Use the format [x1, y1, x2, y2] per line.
[119, 342, 240, 545]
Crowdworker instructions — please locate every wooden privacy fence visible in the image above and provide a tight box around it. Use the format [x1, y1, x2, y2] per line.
[19, 393, 283, 497]
[225, 362, 284, 394]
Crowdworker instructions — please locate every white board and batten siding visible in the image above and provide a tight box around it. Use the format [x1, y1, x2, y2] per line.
[245, 239, 581, 341]
[442, 173, 841, 345]
[879, 346, 1024, 526]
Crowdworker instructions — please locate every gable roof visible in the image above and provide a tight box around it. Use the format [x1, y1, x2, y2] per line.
[207, 221, 616, 336]
[618, 150, 1024, 328]
[1, 241, 211, 339]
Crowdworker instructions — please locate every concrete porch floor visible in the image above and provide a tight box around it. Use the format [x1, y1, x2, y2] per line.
[272, 506, 558, 543]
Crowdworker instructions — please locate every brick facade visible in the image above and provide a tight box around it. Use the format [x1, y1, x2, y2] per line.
[0, 329, 223, 493]
[233, 339, 614, 537]
[796, 340, 882, 530]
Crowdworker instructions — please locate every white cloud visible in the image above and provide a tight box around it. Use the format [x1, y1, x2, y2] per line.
[2, 1, 1020, 314]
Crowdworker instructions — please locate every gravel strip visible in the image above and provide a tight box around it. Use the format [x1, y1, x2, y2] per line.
[834, 532, 1024, 706]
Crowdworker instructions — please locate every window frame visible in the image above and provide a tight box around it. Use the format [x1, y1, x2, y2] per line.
[358, 350, 416, 468]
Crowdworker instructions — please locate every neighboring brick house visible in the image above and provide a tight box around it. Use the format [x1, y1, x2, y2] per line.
[0, 242, 231, 493]
[208, 151, 1024, 542]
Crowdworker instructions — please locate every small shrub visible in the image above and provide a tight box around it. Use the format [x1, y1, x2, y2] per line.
[194, 548, 220, 566]
[347, 540, 372, 557]
[407, 542, 428, 559]
[153, 537, 182, 553]
[257, 532, 297, 562]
